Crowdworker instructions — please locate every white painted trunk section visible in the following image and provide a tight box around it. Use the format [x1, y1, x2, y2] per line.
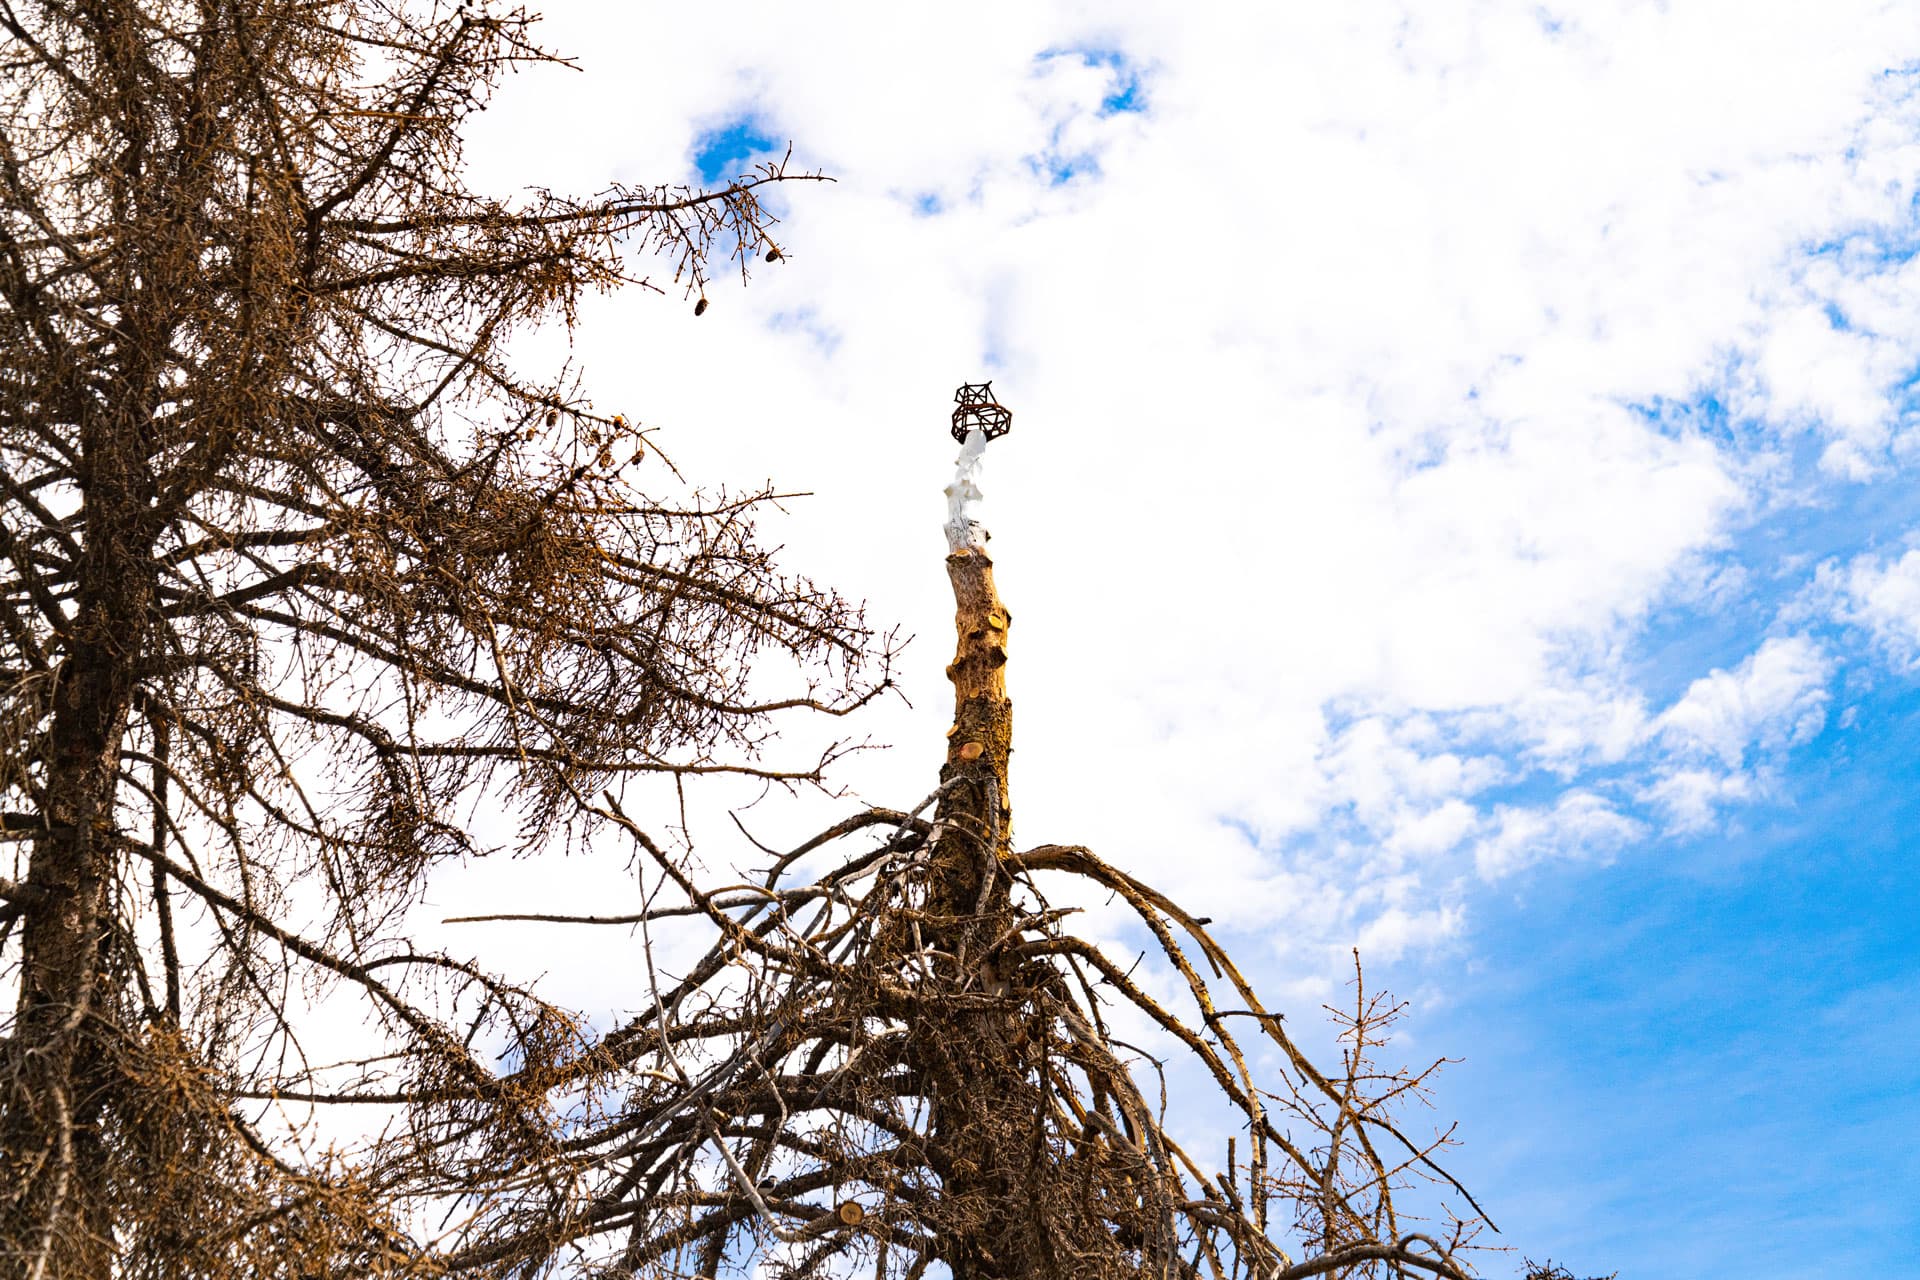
[944, 428, 989, 553]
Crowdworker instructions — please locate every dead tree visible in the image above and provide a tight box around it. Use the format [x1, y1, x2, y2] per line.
[1, 2, 1541, 1274]
[0, 1, 883, 1275]
[437, 392, 1495, 1279]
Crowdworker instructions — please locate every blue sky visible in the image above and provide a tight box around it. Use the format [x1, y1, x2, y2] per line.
[454, 4, 1920, 1274]
[1427, 684, 1920, 1277]
[692, 118, 780, 184]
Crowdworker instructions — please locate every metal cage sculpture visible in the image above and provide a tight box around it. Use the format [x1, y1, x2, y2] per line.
[951, 381, 1013, 443]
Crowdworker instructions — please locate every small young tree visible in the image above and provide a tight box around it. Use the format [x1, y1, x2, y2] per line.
[0, 1, 882, 1274]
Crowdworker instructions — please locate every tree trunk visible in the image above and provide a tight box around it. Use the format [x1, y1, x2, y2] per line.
[4, 435, 154, 1278]
[929, 547, 1013, 915]
[922, 546, 1041, 1280]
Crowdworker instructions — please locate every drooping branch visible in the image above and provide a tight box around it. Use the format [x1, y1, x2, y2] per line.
[411, 387, 1487, 1280]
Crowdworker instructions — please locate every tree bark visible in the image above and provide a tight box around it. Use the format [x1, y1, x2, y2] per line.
[4, 422, 154, 1279]
[930, 547, 1012, 912]
[923, 547, 1036, 1280]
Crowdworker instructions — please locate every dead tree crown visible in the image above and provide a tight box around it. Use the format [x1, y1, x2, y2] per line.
[0, 1, 882, 1273]
[442, 392, 1496, 1279]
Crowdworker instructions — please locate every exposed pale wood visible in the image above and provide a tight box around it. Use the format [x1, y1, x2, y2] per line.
[927, 544, 1027, 1279]
[938, 547, 1013, 870]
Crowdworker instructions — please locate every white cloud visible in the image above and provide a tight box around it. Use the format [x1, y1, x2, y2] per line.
[1833, 546, 1920, 666]
[1474, 791, 1645, 881]
[1654, 635, 1833, 768]
[1487, 681, 1650, 776]
[1386, 799, 1481, 859]
[1320, 716, 1504, 828]
[1355, 904, 1465, 963]
[1751, 303, 1896, 474]
[1604, 634, 1837, 834]
[1640, 766, 1756, 834]
[435, 0, 1920, 987]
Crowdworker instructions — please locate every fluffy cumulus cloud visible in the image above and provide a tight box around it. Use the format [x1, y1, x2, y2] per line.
[1473, 791, 1645, 880]
[1630, 633, 1833, 829]
[1655, 635, 1833, 768]
[436, 0, 1920, 989]
[1829, 545, 1920, 665]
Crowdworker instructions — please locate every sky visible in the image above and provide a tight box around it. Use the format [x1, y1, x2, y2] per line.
[435, 3, 1920, 1275]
